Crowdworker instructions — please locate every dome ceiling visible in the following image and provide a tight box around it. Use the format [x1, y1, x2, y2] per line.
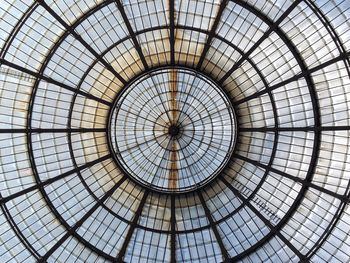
[0, 0, 350, 262]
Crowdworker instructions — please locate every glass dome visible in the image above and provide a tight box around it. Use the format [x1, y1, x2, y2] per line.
[0, 0, 350, 262]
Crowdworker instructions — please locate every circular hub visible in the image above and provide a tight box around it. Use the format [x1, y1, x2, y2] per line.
[109, 68, 237, 193]
[168, 125, 180, 137]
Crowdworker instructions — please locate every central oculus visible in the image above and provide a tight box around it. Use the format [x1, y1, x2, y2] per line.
[168, 125, 180, 137]
[109, 68, 236, 193]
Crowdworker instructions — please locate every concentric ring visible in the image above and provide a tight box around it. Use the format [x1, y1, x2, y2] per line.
[1, 1, 350, 262]
[109, 68, 237, 193]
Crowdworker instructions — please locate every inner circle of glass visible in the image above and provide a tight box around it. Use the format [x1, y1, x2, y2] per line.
[109, 68, 236, 193]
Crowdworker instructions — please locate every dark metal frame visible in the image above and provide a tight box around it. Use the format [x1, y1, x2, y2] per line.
[0, 0, 350, 262]
[106, 65, 238, 195]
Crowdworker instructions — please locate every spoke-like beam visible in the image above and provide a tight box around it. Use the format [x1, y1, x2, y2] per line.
[116, 190, 149, 262]
[197, 191, 229, 261]
[220, 177, 306, 261]
[228, 2, 321, 261]
[0, 154, 111, 204]
[169, 0, 175, 66]
[239, 125, 350, 133]
[234, 50, 350, 106]
[39, 176, 127, 262]
[233, 154, 348, 202]
[114, 0, 149, 69]
[0, 58, 112, 106]
[218, 0, 302, 85]
[0, 128, 107, 134]
[170, 195, 176, 263]
[196, 0, 228, 70]
[38, 0, 126, 85]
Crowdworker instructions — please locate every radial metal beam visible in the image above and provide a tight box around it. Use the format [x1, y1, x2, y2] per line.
[169, 0, 175, 66]
[197, 191, 230, 261]
[196, 0, 228, 70]
[0, 128, 107, 134]
[39, 176, 127, 262]
[114, 0, 149, 69]
[0, 154, 111, 204]
[220, 177, 306, 261]
[233, 154, 348, 203]
[116, 190, 149, 262]
[239, 126, 350, 133]
[0, 58, 112, 106]
[170, 195, 176, 263]
[234, 50, 350, 106]
[38, 0, 126, 85]
[218, 0, 303, 85]
[228, 3, 322, 261]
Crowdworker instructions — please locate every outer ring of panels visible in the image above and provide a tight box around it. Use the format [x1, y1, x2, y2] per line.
[0, 0, 349, 263]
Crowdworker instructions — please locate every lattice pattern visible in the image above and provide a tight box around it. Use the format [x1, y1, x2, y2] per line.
[0, 0, 350, 263]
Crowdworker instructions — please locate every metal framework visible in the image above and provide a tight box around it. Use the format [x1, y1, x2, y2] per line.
[0, 0, 350, 262]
